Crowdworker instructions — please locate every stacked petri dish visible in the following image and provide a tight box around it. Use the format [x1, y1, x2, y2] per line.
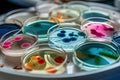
[48, 5, 80, 23]
[81, 17, 117, 41]
[0, 29, 38, 57]
[73, 39, 120, 71]
[22, 16, 57, 42]
[48, 23, 87, 52]
[4, 8, 36, 24]
[0, 19, 22, 38]
[22, 44, 67, 74]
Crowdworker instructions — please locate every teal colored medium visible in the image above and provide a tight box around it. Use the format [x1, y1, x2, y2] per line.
[75, 42, 119, 67]
[82, 11, 110, 22]
[23, 21, 56, 41]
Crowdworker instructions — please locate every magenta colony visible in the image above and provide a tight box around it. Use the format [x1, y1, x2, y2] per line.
[2, 35, 32, 49]
[81, 22, 115, 38]
[1, 33, 37, 57]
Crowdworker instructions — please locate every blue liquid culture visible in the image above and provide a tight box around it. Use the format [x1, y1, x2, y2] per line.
[0, 23, 21, 38]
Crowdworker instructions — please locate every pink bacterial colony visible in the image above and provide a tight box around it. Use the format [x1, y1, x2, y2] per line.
[81, 22, 115, 38]
[2, 35, 32, 49]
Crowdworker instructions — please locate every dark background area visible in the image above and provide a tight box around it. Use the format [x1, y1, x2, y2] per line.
[0, 0, 115, 15]
[0, 0, 25, 15]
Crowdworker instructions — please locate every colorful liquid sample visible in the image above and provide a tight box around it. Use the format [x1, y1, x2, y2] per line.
[49, 7, 80, 23]
[73, 42, 119, 71]
[49, 27, 86, 52]
[23, 20, 56, 42]
[81, 22, 115, 41]
[1, 34, 37, 57]
[82, 11, 110, 22]
[0, 23, 21, 38]
[22, 48, 67, 74]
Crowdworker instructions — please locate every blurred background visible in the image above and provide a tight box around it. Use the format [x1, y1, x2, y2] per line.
[0, 0, 116, 15]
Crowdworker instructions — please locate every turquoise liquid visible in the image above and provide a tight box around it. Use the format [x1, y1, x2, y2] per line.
[82, 11, 110, 22]
[23, 21, 56, 42]
[49, 27, 86, 52]
[74, 42, 119, 69]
